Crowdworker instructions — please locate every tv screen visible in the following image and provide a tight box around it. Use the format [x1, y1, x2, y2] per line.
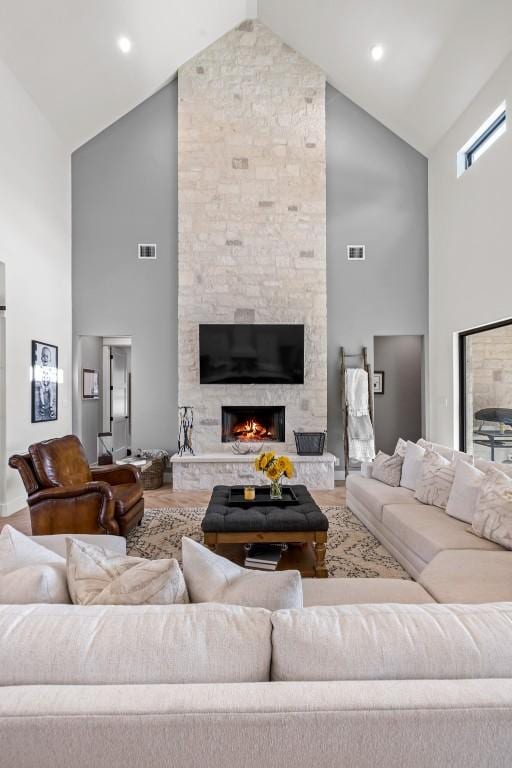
[199, 324, 304, 384]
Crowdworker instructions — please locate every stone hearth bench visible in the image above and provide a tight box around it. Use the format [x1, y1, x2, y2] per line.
[171, 451, 336, 490]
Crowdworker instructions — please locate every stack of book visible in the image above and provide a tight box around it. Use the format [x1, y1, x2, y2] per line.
[244, 544, 287, 571]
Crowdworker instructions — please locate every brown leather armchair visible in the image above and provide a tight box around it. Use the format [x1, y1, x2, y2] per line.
[9, 435, 144, 536]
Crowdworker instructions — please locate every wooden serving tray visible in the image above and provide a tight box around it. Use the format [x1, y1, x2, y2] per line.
[227, 485, 299, 507]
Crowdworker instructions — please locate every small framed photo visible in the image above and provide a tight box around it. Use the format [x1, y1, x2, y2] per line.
[31, 341, 58, 423]
[82, 369, 100, 400]
[373, 371, 385, 395]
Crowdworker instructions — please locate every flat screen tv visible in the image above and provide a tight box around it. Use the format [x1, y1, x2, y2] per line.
[199, 324, 304, 384]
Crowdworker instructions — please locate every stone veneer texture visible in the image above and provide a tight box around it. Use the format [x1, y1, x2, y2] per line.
[178, 20, 327, 453]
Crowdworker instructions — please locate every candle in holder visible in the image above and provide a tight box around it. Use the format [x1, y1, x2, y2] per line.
[244, 486, 255, 501]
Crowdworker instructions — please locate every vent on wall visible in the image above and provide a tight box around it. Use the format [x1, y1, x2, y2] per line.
[138, 244, 157, 260]
[347, 245, 365, 261]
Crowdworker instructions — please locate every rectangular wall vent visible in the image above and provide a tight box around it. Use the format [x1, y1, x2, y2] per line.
[138, 244, 157, 260]
[347, 245, 365, 261]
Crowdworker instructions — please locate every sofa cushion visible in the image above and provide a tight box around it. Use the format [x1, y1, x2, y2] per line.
[382, 503, 502, 565]
[472, 467, 512, 550]
[182, 537, 302, 611]
[111, 483, 143, 516]
[270, 603, 512, 681]
[346, 476, 415, 522]
[446, 461, 485, 524]
[372, 451, 403, 487]
[66, 538, 189, 606]
[395, 437, 408, 457]
[29, 435, 92, 488]
[475, 457, 512, 477]
[417, 438, 454, 461]
[419, 550, 512, 604]
[400, 441, 425, 490]
[302, 577, 434, 606]
[0, 603, 272, 685]
[414, 449, 456, 509]
[32, 533, 127, 558]
[0, 524, 64, 571]
[0, 525, 70, 604]
[417, 439, 475, 464]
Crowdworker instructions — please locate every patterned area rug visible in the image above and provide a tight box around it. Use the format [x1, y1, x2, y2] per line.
[127, 505, 410, 579]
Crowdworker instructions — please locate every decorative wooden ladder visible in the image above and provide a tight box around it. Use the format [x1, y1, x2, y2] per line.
[340, 346, 374, 478]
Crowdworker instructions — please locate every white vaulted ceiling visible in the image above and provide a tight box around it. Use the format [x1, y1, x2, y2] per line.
[259, 0, 512, 154]
[0, 0, 254, 150]
[0, 0, 511, 154]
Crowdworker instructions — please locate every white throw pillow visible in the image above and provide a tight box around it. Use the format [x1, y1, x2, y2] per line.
[400, 441, 425, 491]
[0, 525, 70, 604]
[472, 468, 512, 550]
[66, 538, 189, 606]
[372, 451, 403, 487]
[395, 438, 408, 458]
[446, 461, 485, 524]
[475, 457, 512, 477]
[417, 438, 455, 462]
[414, 449, 456, 509]
[451, 449, 474, 465]
[182, 537, 303, 611]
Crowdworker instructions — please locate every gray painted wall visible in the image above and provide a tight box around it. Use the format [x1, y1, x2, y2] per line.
[75, 336, 103, 463]
[72, 80, 427, 466]
[326, 84, 428, 468]
[374, 335, 423, 455]
[72, 82, 178, 455]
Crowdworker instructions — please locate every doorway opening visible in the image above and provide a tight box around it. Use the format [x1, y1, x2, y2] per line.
[459, 319, 512, 461]
[75, 336, 131, 464]
[373, 335, 424, 455]
[105, 338, 132, 462]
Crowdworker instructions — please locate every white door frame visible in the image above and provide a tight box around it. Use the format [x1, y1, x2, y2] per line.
[0, 262, 6, 514]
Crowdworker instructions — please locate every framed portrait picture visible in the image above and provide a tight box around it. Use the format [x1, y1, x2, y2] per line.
[31, 341, 58, 423]
[373, 371, 385, 395]
[82, 368, 100, 400]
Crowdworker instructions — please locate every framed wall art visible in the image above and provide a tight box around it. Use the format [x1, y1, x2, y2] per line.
[31, 340, 58, 423]
[373, 371, 385, 395]
[82, 368, 100, 400]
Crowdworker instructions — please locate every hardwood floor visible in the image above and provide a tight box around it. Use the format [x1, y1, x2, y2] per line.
[0, 482, 346, 537]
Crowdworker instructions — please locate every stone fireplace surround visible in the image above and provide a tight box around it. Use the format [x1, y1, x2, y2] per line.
[172, 20, 334, 489]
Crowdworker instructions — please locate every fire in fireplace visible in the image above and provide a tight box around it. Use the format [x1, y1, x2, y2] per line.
[221, 406, 285, 443]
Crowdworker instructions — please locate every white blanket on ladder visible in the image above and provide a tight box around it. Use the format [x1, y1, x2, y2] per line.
[345, 368, 376, 463]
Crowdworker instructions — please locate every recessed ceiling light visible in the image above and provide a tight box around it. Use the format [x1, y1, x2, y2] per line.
[118, 36, 132, 54]
[370, 44, 384, 62]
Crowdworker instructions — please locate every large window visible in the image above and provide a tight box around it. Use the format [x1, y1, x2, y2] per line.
[459, 319, 512, 461]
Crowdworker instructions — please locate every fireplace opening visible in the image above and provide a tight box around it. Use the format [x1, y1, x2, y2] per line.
[221, 406, 285, 443]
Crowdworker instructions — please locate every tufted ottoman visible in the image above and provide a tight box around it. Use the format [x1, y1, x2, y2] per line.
[201, 485, 329, 577]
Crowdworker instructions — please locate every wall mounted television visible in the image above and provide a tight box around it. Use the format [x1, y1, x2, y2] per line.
[199, 324, 304, 384]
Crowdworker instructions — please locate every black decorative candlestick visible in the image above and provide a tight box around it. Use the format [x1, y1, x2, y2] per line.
[178, 406, 195, 456]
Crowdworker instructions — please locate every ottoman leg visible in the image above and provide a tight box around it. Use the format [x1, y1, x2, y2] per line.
[313, 532, 328, 578]
[204, 532, 217, 551]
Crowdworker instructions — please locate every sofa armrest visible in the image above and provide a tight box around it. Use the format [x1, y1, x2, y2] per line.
[28, 482, 113, 506]
[91, 465, 141, 486]
[28, 482, 119, 536]
[8, 453, 39, 495]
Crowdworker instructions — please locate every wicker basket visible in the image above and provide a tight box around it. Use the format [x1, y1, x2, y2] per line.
[294, 431, 326, 456]
[141, 457, 165, 490]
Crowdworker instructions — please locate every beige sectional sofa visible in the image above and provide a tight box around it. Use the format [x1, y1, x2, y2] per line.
[2, 471, 512, 767]
[346, 448, 512, 602]
[1, 600, 512, 767]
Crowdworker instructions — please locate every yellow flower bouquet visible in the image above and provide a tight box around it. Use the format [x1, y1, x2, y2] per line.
[254, 451, 294, 499]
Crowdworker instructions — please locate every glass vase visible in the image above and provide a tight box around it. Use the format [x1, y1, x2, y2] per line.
[269, 478, 282, 500]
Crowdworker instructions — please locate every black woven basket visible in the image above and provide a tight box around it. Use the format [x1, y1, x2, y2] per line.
[294, 431, 326, 456]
